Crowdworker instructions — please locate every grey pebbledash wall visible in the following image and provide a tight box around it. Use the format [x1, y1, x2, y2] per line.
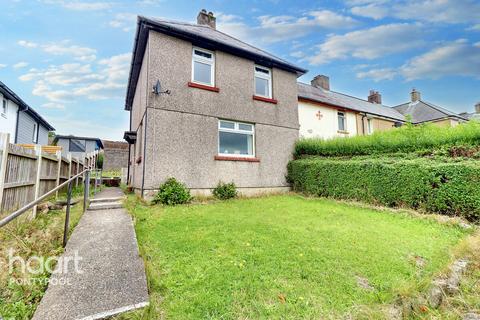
[130, 30, 299, 197]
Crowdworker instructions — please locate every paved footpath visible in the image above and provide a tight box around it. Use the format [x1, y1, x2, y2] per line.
[33, 188, 149, 320]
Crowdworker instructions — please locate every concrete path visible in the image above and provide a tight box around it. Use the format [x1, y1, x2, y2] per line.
[33, 188, 149, 320]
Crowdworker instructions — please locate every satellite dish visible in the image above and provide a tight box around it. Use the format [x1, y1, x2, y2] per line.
[152, 80, 170, 95]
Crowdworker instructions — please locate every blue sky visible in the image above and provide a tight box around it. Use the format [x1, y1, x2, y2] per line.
[1, 0, 479, 140]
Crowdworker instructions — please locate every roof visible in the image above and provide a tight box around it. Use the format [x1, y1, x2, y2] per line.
[53, 135, 104, 149]
[0, 80, 55, 131]
[125, 16, 307, 110]
[393, 100, 468, 124]
[459, 112, 480, 120]
[297, 82, 405, 121]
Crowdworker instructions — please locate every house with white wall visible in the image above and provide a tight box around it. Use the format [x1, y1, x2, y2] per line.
[0, 81, 55, 144]
[298, 75, 405, 139]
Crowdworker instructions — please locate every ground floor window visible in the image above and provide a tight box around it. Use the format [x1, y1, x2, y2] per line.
[337, 112, 346, 131]
[367, 118, 374, 134]
[218, 120, 254, 157]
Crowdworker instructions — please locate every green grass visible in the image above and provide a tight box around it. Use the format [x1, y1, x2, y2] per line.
[295, 121, 480, 157]
[123, 194, 470, 319]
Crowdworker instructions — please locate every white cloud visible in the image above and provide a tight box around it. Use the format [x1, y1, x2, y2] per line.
[356, 67, 398, 81]
[217, 10, 358, 44]
[307, 23, 424, 65]
[349, 0, 480, 24]
[400, 39, 480, 80]
[290, 51, 306, 58]
[42, 102, 65, 109]
[109, 13, 137, 32]
[18, 40, 38, 48]
[13, 62, 29, 69]
[0, 64, 7, 69]
[42, 0, 113, 11]
[42, 42, 97, 62]
[467, 24, 480, 31]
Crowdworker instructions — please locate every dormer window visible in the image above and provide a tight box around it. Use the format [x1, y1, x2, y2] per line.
[254, 65, 272, 98]
[192, 47, 215, 86]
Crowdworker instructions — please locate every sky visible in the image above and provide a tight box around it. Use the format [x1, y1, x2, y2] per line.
[0, 0, 479, 140]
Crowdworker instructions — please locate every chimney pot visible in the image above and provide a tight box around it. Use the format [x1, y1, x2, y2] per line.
[197, 9, 216, 29]
[368, 90, 382, 104]
[311, 75, 330, 91]
[411, 88, 421, 102]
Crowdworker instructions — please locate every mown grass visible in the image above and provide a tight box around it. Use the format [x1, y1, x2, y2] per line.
[295, 121, 480, 157]
[121, 194, 470, 319]
[0, 198, 84, 319]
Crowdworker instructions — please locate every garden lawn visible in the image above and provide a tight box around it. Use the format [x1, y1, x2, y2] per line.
[124, 194, 470, 319]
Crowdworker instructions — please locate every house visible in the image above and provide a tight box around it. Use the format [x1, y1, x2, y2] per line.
[123, 10, 307, 197]
[459, 103, 480, 121]
[0, 81, 55, 144]
[53, 135, 103, 158]
[393, 89, 468, 126]
[102, 140, 129, 171]
[298, 75, 405, 139]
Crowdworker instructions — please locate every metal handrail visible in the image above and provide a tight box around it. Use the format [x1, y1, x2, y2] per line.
[0, 168, 93, 247]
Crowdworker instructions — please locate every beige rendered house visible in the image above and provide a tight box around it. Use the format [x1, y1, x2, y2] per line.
[123, 10, 306, 197]
[298, 75, 405, 139]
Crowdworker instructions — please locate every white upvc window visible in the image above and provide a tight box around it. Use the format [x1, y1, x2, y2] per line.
[254, 65, 272, 98]
[192, 47, 215, 86]
[1, 99, 7, 117]
[338, 111, 346, 131]
[367, 118, 374, 135]
[218, 120, 255, 157]
[32, 123, 38, 143]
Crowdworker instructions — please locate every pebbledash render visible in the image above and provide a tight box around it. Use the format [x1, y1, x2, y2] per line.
[123, 11, 307, 198]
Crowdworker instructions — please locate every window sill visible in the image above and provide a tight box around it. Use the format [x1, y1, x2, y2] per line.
[337, 130, 349, 134]
[188, 82, 219, 92]
[252, 95, 277, 104]
[214, 155, 260, 162]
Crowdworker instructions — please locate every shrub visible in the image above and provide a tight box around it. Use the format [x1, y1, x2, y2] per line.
[287, 158, 480, 221]
[213, 182, 237, 200]
[152, 178, 191, 205]
[294, 121, 480, 158]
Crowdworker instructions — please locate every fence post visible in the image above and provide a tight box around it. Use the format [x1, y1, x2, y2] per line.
[55, 150, 62, 199]
[63, 180, 73, 248]
[83, 170, 90, 213]
[67, 153, 72, 181]
[32, 145, 43, 218]
[76, 157, 80, 187]
[0, 133, 10, 214]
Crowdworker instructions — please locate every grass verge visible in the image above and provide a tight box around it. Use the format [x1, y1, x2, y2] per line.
[121, 194, 472, 319]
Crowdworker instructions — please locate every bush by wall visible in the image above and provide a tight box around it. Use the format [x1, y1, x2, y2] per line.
[213, 182, 237, 200]
[152, 178, 191, 205]
[295, 121, 480, 158]
[287, 158, 480, 221]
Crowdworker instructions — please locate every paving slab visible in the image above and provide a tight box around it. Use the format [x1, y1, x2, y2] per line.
[32, 188, 148, 320]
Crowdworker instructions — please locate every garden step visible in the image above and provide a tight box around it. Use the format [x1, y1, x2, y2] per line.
[88, 202, 123, 210]
[90, 196, 124, 203]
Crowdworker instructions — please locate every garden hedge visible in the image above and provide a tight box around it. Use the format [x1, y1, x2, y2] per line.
[287, 158, 480, 221]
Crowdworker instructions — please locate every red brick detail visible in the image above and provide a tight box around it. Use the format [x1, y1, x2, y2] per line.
[214, 155, 260, 162]
[253, 95, 278, 104]
[188, 82, 220, 92]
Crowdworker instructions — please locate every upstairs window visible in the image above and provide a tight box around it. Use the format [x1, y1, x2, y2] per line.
[338, 112, 346, 131]
[32, 123, 38, 143]
[192, 47, 215, 86]
[254, 65, 272, 98]
[218, 120, 255, 157]
[1, 99, 7, 117]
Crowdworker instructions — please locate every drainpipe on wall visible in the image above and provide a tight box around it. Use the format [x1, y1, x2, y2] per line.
[361, 113, 366, 135]
[14, 108, 20, 143]
[140, 111, 148, 198]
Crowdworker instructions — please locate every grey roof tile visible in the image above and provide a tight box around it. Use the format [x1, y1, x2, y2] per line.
[393, 100, 467, 123]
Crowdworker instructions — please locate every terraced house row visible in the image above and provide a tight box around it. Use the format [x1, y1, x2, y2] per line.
[123, 10, 478, 197]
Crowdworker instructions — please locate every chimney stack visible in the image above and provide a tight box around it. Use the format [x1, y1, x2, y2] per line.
[311, 75, 330, 91]
[411, 88, 421, 102]
[475, 102, 480, 114]
[368, 90, 382, 104]
[197, 9, 216, 29]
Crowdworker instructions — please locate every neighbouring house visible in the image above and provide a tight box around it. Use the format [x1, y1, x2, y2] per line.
[102, 140, 129, 171]
[0, 81, 55, 144]
[460, 102, 480, 121]
[298, 75, 405, 139]
[393, 89, 468, 126]
[123, 10, 307, 197]
[53, 135, 103, 158]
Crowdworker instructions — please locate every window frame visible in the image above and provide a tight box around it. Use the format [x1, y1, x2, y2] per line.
[32, 123, 38, 143]
[367, 118, 374, 135]
[1, 99, 7, 117]
[191, 47, 215, 87]
[218, 120, 255, 158]
[254, 65, 272, 99]
[337, 111, 347, 132]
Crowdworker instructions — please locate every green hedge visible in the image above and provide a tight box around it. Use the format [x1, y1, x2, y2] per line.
[287, 158, 480, 221]
[295, 121, 480, 157]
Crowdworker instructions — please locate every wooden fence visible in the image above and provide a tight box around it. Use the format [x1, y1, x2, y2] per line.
[0, 133, 99, 218]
